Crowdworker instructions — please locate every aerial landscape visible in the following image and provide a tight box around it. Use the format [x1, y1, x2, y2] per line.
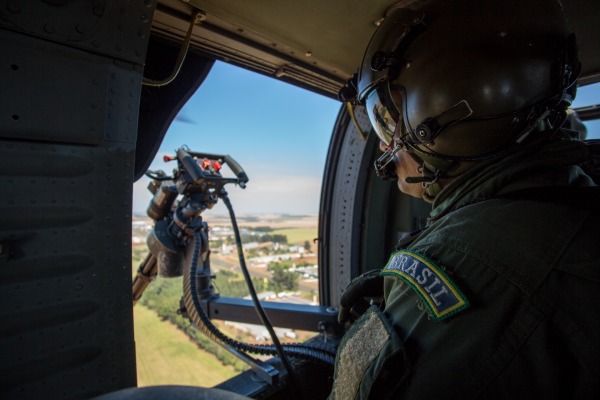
[131, 213, 320, 386]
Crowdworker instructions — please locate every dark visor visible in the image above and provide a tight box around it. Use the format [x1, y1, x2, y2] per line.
[356, 7, 425, 145]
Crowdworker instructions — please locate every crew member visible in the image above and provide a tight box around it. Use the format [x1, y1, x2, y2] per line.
[331, 0, 599, 398]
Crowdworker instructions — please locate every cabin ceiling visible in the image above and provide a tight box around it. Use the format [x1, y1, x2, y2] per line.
[151, 0, 600, 98]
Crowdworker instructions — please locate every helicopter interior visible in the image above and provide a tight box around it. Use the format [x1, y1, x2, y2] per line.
[1, 0, 599, 399]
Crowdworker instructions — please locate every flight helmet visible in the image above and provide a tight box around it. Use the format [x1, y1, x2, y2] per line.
[344, 0, 579, 181]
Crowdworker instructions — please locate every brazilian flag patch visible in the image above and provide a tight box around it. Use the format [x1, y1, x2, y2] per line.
[381, 249, 469, 322]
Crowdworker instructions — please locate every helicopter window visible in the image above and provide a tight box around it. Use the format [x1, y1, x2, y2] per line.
[571, 82, 600, 139]
[132, 61, 340, 386]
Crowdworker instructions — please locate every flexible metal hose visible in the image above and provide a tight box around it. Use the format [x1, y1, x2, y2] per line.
[181, 224, 336, 367]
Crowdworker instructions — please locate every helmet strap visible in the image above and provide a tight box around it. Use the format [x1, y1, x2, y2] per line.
[402, 146, 465, 202]
[404, 165, 439, 185]
[405, 145, 458, 177]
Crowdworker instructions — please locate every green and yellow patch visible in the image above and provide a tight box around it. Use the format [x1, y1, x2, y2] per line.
[382, 249, 469, 321]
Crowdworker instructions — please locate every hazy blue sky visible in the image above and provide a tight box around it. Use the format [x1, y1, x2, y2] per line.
[133, 61, 342, 216]
[133, 62, 599, 216]
[572, 83, 600, 139]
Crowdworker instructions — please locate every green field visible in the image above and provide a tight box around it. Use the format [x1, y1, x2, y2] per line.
[134, 304, 237, 387]
[272, 228, 317, 245]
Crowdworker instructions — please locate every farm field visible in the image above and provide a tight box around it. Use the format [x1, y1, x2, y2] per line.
[272, 228, 317, 246]
[134, 305, 237, 387]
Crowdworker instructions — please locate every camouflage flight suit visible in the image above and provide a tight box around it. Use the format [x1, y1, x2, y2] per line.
[329, 137, 600, 399]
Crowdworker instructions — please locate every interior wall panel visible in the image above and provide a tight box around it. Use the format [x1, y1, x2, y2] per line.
[0, 1, 156, 398]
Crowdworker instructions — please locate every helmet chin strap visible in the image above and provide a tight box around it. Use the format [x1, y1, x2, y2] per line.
[403, 146, 459, 203]
[404, 155, 446, 204]
[404, 155, 440, 185]
[404, 145, 456, 185]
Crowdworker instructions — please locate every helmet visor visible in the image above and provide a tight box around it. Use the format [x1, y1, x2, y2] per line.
[363, 81, 398, 146]
[357, 6, 424, 145]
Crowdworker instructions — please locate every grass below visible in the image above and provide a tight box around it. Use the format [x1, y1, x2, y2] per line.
[134, 304, 238, 387]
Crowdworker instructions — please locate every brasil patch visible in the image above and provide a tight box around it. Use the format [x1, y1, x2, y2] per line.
[381, 249, 469, 322]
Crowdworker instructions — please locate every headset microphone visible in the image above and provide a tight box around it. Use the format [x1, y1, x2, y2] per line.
[405, 169, 439, 185]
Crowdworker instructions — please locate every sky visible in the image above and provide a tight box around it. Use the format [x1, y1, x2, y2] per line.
[132, 61, 342, 216]
[571, 83, 600, 139]
[133, 62, 600, 216]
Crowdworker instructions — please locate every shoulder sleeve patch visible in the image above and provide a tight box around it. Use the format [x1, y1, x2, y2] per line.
[381, 249, 469, 322]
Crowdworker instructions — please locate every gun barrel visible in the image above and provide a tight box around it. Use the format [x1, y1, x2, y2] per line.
[132, 253, 158, 306]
